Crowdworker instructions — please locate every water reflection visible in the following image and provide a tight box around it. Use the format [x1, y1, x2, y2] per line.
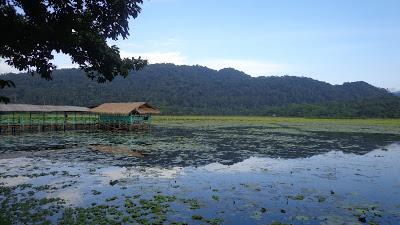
[1, 126, 399, 168]
[0, 143, 399, 224]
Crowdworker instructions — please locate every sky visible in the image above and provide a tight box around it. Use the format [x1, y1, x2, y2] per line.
[1, 0, 399, 91]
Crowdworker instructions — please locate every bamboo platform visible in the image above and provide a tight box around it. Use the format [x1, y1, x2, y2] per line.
[0, 115, 151, 135]
[0, 103, 158, 135]
[0, 122, 152, 134]
[0, 124, 97, 134]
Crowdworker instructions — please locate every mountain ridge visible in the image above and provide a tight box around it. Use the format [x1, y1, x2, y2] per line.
[0, 63, 395, 115]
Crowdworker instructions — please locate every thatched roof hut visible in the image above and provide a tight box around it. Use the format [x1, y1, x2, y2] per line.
[90, 102, 160, 115]
[0, 104, 89, 113]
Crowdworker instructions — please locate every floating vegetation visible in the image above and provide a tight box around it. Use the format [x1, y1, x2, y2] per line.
[192, 215, 203, 220]
[212, 195, 220, 201]
[251, 211, 263, 220]
[288, 194, 305, 201]
[1, 186, 222, 225]
[270, 221, 292, 225]
[91, 190, 101, 195]
[0, 119, 400, 224]
[316, 195, 327, 203]
[0, 186, 65, 224]
[105, 196, 118, 202]
[181, 198, 201, 210]
[88, 145, 145, 158]
[295, 215, 309, 221]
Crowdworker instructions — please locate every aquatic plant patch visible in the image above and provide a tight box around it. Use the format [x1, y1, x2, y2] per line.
[1, 119, 400, 224]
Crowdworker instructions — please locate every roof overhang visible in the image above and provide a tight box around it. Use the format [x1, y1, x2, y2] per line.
[90, 102, 160, 115]
[0, 104, 90, 113]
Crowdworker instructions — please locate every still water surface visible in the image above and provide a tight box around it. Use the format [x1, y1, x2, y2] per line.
[1, 125, 400, 224]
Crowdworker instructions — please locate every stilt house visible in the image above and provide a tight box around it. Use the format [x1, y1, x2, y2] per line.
[0, 104, 93, 133]
[90, 102, 160, 130]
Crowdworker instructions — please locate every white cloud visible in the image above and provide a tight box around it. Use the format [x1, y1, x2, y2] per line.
[388, 87, 400, 92]
[199, 59, 286, 76]
[1, 51, 188, 74]
[0, 54, 77, 74]
[53, 53, 78, 69]
[120, 51, 187, 65]
[0, 59, 22, 74]
[119, 51, 287, 76]
[144, 38, 182, 49]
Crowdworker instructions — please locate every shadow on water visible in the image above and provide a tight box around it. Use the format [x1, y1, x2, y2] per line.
[0, 126, 399, 167]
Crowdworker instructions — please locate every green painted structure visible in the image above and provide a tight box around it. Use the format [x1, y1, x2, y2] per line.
[90, 102, 160, 131]
[0, 102, 160, 133]
[0, 104, 95, 134]
[0, 112, 97, 126]
[98, 114, 152, 125]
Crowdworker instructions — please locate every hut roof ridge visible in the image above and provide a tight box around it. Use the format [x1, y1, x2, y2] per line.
[0, 104, 89, 112]
[90, 102, 160, 115]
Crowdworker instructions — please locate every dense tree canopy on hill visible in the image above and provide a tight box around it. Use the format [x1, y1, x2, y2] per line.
[0, 0, 147, 102]
[263, 97, 400, 118]
[1, 64, 398, 117]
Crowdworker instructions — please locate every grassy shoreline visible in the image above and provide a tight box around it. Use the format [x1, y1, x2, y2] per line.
[153, 115, 400, 135]
[153, 115, 400, 126]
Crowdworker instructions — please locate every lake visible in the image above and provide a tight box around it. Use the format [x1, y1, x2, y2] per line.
[1, 117, 400, 224]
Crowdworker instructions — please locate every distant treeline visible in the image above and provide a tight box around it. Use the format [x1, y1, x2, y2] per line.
[262, 97, 400, 118]
[0, 64, 399, 118]
[155, 96, 400, 118]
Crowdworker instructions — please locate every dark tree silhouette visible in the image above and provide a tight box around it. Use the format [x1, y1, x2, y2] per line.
[0, 0, 147, 102]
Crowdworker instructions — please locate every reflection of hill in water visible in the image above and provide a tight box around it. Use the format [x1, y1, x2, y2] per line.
[0, 126, 399, 167]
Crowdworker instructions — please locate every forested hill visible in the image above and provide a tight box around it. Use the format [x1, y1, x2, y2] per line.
[0, 63, 396, 115]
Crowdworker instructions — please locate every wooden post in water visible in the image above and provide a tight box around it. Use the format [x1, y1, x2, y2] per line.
[20, 112, 24, 132]
[63, 112, 67, 132]
[50, 112, 53, 131]
[12, 112, 15, 134]
[42, 113, 45, 132]
[29, 112, 32, 131]
[129, 115, 132, 131]
[74, 112, 76, 130]
[38, 113, 41, 132]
